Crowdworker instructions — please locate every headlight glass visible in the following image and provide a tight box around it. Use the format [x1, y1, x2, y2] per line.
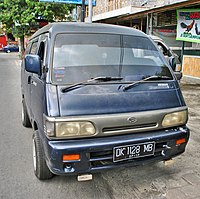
[56, 121, 96, 137]
[162, 110, 187, 128]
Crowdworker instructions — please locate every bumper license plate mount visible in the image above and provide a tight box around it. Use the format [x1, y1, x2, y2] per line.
[113, 142, 155, 162]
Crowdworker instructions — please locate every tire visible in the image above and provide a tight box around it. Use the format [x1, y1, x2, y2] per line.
[22, 100, 31, 127]
[33, 130, 54, 180]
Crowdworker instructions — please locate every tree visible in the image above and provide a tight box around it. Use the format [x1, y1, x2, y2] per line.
[0, 0, 74, 55]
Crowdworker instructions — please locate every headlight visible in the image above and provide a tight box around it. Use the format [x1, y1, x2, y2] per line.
[162, 110, 187, 128]
[56, 121, 96, 137]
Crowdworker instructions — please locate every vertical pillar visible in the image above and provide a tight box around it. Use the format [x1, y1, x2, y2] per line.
[130, 19, 132, 27]
[149, 13, 153, 35]
[88, 0, 93, 23]
[181, 41, 185, 67]
[146, 14, 149, 34]
[81, 0, 85, 22]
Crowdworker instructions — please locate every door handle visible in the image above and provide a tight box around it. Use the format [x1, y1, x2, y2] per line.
[31, 80, 37, 87]
[28, 76, 31, 84]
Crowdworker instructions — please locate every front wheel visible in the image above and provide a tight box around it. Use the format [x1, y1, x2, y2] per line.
[33, 130, 54, 180]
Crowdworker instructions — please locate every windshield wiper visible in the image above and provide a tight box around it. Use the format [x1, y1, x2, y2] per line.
[62, 76, 123, 93]
[123, 75, 172, 91]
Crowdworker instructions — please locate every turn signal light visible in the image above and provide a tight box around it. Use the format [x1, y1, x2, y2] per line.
[176, 138, 186, 145]
[63, 154, 80, 161]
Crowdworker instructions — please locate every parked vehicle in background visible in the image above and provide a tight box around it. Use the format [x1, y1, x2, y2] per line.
[21, 23, 189, 181]
[0, 35, 7, 51]
[150, 35, 182, 80]
[2, 44, 19, 53]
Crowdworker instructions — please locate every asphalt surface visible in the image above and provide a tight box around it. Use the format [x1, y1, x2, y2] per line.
[0, 52, 200, 199]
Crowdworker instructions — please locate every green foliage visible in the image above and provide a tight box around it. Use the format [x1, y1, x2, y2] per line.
[0, 0, 74, 42]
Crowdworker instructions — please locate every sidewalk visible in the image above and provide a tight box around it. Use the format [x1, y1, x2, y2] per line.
[182, 76, 200, 85]
[164, 82, 200, 199]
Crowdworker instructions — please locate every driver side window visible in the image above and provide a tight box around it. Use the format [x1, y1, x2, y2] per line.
[37, 40, 47, 76]
[30, 41, 38, 55]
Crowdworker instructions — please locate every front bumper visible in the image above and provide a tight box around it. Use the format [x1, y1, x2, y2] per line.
[44, 126, 189, 175]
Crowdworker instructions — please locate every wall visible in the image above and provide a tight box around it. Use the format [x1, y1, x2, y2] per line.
[93, 0, 190, 16]
[182, 55, 200, 83]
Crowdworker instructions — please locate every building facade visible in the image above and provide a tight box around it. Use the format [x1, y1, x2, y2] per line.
[87, 0, 200, 49]
[86, 0, 200, 82]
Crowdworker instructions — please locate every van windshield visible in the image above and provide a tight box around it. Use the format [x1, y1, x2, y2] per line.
[52, 33, 172, 84]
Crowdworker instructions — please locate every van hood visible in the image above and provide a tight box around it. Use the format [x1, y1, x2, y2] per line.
[57, 81, 185, 116]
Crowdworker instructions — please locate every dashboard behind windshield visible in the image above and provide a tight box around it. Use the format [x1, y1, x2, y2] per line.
[52, 33, 172, 84]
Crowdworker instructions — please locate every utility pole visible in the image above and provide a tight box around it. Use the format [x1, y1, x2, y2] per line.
[80, 0, 93, 23]
[81, 0, 85, 22]
[88, 0, 92, 23]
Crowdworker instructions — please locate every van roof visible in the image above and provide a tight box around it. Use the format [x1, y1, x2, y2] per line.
[30, 22, 147, 40]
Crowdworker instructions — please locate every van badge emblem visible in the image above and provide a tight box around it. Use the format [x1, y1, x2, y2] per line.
[128, 117, 137, 124]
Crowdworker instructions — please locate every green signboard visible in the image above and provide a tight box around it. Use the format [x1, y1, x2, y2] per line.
[176, 9, 200, 43]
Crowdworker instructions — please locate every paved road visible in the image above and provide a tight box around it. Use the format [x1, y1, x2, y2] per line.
[0, 53, 200, 199]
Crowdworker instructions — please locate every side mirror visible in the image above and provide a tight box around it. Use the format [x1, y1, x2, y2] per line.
[169, 56, 182, 80]
[169, 57, 176, 71]
[174, 71, 182, 81]
[25, 55, 41, 76]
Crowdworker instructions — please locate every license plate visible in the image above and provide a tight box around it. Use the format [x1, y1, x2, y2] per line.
[113, 142, 155, 162]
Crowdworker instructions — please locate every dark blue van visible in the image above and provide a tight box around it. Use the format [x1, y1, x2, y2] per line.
[21, 22, 190, 180]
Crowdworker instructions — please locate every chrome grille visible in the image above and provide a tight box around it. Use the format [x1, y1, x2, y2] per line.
[102, 123, 158, 134]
